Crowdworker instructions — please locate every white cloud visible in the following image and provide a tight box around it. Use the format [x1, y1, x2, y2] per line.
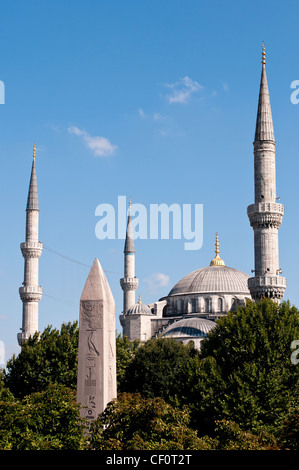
[68, 126, 117, 157]
[138, 108, 164, 121]
[143, 272, 170, 292]
[138, 108, 146, 118]
[165, 76, 203, 104]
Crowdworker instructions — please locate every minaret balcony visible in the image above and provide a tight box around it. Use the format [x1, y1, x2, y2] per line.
[20, 241, 43, 258]
[248, 275, 286, 301]
[247, 202, 284, 229]
[248, 275, 286, 288]
[19, 285, 43, 302]
[120, 277, 139, 292]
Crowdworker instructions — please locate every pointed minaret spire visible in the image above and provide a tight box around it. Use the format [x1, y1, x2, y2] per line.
[124, 197, 135, 254]
[18, 145, 43, 347]
[247, 46, 286, 302]
[254, 43, 275, 143]
[120, 197, 139, 314]
[26, 144, 39, 211]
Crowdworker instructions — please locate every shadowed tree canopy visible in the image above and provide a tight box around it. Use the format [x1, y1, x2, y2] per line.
[121, 336, 199, 402]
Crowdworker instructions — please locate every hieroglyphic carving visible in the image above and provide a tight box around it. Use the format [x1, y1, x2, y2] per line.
[77, 259, 116, 424]
[82, 301, 103, 418]
[81, 300, 103, 329]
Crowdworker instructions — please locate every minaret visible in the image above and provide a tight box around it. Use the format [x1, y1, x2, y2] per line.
[247, 44, 286, 301]
[120, 198, 139, 314]
[18, 145, 43, 346]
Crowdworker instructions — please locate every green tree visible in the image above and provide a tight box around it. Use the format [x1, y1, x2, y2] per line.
[4, 326, 137, 399]
[187, 299, 299, 436]
[4, 322, 79, 398]
[122, 337, 198, 404]
[0, 374, 86, 450]
[212, 419, 274, 450]
[90, 392, 214, 450]
[116, 333, 140, 390]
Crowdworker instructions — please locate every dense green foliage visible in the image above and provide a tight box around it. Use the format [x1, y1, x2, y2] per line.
[89, 392, 213, 450]
[116, 334, 140, 390]
[121, 336, 197, 402]
[0, 373, 86, 449]
[1, 298, 298, 450]
[4, 322, 79, 398]
[187, 299, 299, 436]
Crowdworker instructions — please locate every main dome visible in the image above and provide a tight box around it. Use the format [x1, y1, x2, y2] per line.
[167, 265, 250, 297]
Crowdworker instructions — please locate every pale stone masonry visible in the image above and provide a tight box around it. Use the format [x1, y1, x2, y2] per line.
[77, 258, 117, 421]
[120, 199, 139, 314]
[247, 45, 286, 301]
[18, 146, 43, 347]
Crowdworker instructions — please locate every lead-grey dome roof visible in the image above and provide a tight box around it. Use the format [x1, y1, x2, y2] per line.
[127, 300, 152, 316]
[167, 265, 250, 297]
[162, 317, 215, 338]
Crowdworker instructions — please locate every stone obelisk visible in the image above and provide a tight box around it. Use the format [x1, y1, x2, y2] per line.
[77, 258, 117, 422]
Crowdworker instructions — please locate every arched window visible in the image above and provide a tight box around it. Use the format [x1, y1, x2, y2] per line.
[218, 297, 223, 312]
[231, 297, 237, 311]
[205, 298, 210, 313]
[191, 298, 197, 313]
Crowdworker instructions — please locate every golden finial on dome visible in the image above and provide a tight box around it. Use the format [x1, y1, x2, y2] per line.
[210, 233, 225, 267]
[138, 293, 142, 304]
[262, 41, 266, 65]
[33, 143, 36, 159]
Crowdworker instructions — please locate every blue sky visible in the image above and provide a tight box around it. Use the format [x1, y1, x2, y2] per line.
[1, 0, 299, 362]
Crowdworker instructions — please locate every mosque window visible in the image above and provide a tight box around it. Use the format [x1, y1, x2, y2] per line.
[218, 297, 223, 312]
[191, 299, 197, 313]
[205, 298, 210, 313]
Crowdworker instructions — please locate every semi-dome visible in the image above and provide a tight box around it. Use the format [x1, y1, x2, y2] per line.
[126, 294, 152, 316]
[162, 317, 215, 339]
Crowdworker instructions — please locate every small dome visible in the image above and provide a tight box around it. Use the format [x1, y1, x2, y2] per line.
[162, 317, 215, 339]
[126, 294, 152, 316]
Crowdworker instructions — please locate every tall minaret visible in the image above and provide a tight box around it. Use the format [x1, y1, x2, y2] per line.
[120, 198, 139, 314]
[18, 145, 43, 346]
[247, 44, 286, 301]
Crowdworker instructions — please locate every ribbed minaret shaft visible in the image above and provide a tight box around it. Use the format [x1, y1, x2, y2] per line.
[18, 146, 43, 347]
[247, 46, 286, 302]
[120, 199, 139, 314]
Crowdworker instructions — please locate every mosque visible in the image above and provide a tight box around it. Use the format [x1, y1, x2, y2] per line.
[119, 44, 286, 348]
[17, 45, 287, 350]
